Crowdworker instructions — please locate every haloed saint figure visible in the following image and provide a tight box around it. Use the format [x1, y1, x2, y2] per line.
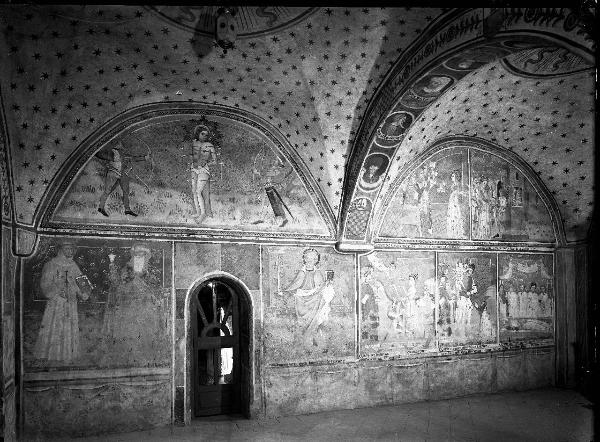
[190, 124, 217, 223]
[34, 240, 91, 364]
[281, 248, 336, 347]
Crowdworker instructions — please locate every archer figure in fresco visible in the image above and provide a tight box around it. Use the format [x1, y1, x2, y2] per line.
[96, 143, 150, 217]
[190, 124, 217, 223]
[252, 157, 296, 227]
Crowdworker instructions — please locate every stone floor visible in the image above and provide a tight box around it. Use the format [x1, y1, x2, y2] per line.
[50, 388, 593, 441]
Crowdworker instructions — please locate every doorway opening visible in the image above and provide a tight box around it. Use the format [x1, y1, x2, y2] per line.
[190, 277, 251, 418]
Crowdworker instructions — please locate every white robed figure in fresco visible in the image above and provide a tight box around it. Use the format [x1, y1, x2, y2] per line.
[446, 170, 464, 238]
[507, 286, 519, 318]
[34, 240, 90, 363]
[282, 248, 335, 347]
[403, 274, 419, 337]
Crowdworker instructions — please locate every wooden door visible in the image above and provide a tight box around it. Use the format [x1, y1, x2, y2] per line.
[192, 281, 240, 416]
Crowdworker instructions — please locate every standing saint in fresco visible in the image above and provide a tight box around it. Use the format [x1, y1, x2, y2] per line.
[507, 284, 519, 318]
[102, 243, 167, 365]
[539, 284, 552, 317]
[96, 143, 151, 217]
[472, 176, 493, 238]
[492, 181, 508, 238]
[34, 240, 90, 363]
[446, 170, 464, 238]
[281, 248, 336, 347]
[437, 266, 454, 336]
[414, 167, 436, 236]
[361, 266, 394, 343]
[190, 125, 217, 223]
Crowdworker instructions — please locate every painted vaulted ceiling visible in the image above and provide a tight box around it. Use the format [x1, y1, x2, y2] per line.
[0, 5, 595, 243]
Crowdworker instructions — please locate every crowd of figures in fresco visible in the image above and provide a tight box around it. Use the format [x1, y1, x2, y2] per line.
[498, 254, 554, 341]
[436, 258, 496, 344]
[380, 148, 554, 242]
[359, 250, 553, 355]
[360, 252, 436, 353]
[54, 117, 329, 235]
[24, 240, 170, 368]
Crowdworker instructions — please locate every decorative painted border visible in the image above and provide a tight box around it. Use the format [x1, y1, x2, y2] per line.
[500, 58, 594, 79]
[38, 102, 336, 240]
[373, 136, 566, 247]
[0, 85, 15, 223]
[144, 6, 320, 38]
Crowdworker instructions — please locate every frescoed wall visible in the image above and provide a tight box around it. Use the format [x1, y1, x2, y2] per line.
[23, 238, 172, 370]
[498, 253, 554, 344]
[436, 252, 497, 349]
[262, 246, 355, 364]
[52, 116, 330, 236]
[18, 234, 560, 437]
[379, 147, 555, 243]
[360, 251, 436, 356]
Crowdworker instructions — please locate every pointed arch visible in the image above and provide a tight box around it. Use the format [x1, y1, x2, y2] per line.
[36, 101, 336, 239]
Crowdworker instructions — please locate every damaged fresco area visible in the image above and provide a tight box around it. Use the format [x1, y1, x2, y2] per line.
[437, 252, 497, 350]
[498, 253, 554, 345]
[262, 246, 355, 364]
[23, 237, 171, 369]
[360, 251, 436, 356]
[52, 116, 329, 236]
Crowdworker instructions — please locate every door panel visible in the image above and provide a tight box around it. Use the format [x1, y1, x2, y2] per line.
[193, 281, 241, 416]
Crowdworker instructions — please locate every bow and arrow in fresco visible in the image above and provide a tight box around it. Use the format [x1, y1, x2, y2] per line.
[95, 134, 154, 218]
[251, 148, 296, 227]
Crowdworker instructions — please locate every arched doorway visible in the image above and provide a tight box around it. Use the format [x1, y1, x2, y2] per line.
[189, 277, 251, 417]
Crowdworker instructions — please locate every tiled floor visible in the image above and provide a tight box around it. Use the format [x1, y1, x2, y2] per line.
[47, 388, 593, 441]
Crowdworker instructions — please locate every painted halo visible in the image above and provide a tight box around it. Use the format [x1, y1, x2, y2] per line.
[374, 111, 414, 148]
[359, 153, 390, 191]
